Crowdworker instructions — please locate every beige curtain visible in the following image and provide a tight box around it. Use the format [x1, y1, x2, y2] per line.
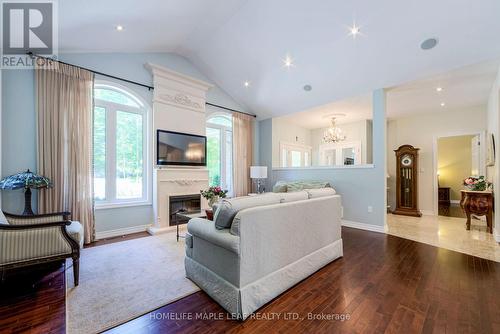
[233, 113, 254, 197]
[36, 61, 95, 244]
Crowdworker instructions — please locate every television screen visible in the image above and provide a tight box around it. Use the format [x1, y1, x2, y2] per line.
[157, 130, 206, 166]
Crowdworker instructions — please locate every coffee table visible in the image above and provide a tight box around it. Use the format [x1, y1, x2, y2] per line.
[174, 210, 207, 241]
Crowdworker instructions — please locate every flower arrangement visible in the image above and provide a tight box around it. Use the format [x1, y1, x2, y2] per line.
[200, 186, 228, 207]
[463, 176, 492, 191]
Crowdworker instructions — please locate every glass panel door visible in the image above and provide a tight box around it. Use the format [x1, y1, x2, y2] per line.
[342, 147, 355, 165]
[116, 110, 143, 199]
[206, 127, 221, 186]
[325, 149, 336, 166]
[93, 106, 106, 200]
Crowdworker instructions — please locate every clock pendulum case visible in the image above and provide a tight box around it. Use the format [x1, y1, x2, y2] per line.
[393, 145, 422, 217]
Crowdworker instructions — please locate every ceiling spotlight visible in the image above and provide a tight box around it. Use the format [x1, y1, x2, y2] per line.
[283, 55, 294, 68]
[244, 81, 250, 87]
[436, 87, 443, 92]
[349, 23, 361, 38]
[303, 84, 312, 92]
[421, 38, 438, 50]
[115, 25, 124, 31]
[440, 102, 446, 107]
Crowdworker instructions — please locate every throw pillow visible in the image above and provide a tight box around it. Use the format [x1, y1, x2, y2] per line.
[214, 193, 282, 229]
[272, 181, 288, 193]
[286, 180, 331, 192]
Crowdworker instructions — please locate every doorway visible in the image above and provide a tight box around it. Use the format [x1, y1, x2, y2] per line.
[434, 133, 485, 218]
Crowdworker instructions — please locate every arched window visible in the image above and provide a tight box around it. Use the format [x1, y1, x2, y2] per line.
[206, 113, 233, 195]
[93, 82, 149, 206]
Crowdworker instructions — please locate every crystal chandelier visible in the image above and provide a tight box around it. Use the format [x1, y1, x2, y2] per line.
[323, 118, 346, 143]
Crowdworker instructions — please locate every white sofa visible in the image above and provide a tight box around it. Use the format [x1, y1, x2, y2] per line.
[185, 189, 343, 319]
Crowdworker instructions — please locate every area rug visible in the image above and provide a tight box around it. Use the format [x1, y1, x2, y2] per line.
[65, 231, 200, 334]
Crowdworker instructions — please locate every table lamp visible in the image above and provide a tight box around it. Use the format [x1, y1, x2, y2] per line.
[250, 166, 268, 193]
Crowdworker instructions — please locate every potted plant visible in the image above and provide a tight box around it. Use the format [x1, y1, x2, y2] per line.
[463, 176, 492, 191]
[201, 186, 228, 208]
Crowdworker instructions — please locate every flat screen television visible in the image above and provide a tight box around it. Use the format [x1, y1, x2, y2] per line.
[156, 130, 207, 166]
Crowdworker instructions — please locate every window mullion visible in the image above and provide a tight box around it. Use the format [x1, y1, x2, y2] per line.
[107, 107, 117, 202]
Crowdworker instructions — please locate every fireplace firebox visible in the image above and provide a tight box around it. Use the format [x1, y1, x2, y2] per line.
[169, 194, 201, 226]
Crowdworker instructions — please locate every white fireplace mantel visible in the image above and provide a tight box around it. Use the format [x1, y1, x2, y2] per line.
[149, 168, 209, 235]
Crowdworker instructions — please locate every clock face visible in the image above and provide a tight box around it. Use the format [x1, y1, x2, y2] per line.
[401, 154, 413, 167]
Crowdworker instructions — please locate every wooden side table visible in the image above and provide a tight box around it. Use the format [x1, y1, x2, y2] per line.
[460, 190, 494, 233]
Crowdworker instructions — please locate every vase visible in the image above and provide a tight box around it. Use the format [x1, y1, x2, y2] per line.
[208, 196, 219, 208]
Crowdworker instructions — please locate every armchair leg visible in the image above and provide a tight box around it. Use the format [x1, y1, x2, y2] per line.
[72, 257, 80, 286]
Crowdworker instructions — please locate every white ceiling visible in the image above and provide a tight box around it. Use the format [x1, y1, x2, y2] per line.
[59, 0, 500, 119]
[278, 59, 500, 129]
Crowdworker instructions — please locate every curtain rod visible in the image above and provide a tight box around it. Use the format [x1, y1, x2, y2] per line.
[27, 52, 256, 118]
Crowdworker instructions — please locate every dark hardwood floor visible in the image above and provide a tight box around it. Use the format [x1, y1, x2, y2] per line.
[1, 228, 499, 334]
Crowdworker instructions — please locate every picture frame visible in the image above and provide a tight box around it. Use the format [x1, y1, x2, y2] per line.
[486, 133, 496, 166]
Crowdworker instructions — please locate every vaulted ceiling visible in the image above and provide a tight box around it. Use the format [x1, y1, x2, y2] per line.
[60, 0, 500, 119]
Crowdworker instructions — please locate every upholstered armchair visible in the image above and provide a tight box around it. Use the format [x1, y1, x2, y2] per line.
[0, 211, 83, 286]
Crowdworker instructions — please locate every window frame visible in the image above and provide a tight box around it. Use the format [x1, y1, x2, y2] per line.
[206, 112, 233, 196]
[93, 81, 151, 209]
[279, 141, 312, 168]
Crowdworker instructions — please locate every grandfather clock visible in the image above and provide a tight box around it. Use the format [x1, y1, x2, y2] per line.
[393, 145, 422, 217]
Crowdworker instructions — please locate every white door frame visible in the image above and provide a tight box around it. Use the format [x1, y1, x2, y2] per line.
[432, 130, 486, 216]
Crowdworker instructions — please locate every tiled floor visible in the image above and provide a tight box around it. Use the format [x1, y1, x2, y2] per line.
[386, 213, 500, 262]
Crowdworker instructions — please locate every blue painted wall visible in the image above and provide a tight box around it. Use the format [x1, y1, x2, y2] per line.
[1, 52, 249, 233]
[1, 69, 37, 213]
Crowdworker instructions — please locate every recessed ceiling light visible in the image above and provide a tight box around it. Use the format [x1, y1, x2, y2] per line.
[421, 38, 438, 50]
[115, 25, 124, 31]
[349, 23, 361, 38]
[436, 87, 443, 92]
[440, 102, 446, 107]
[303, 84, 312, 92]
[283, 55, 294, 68]
[244, 81, 250, 87]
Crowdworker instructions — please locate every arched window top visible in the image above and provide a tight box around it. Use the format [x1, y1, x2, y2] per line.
[94, 83, 144, 108]
[207, 114, 232, 128]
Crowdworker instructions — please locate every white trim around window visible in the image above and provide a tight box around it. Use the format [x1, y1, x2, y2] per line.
[279, 141, 312, 168]
[206, 112, 233, 196]
[93, 81, 152, 209]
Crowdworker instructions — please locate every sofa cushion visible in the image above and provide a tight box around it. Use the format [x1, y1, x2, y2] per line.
[272, 181, 288, 193]
[0, 211, 8, 225]
[286, 180, 331, 192]
[214, 193, 282, 230]
[66, 221, 84, 249]
[279, 190, 309, 203]
[306, 188, 336, 199]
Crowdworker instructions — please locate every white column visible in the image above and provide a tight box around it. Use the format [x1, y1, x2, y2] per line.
[373, 88, 387, 230]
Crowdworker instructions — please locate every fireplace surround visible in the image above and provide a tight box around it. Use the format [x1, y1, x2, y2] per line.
[169, 194, 201, 226]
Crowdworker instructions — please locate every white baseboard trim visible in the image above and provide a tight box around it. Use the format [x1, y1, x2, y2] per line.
[341, 220, 386, 234]
[95, 224, 152, 240]
[450, 200, 461, 205]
